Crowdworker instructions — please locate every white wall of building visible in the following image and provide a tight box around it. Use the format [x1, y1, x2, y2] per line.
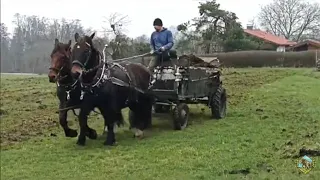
[276, 46, 286, 52]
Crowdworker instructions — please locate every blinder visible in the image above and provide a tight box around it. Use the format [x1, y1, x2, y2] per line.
[72, 42, 92, 70]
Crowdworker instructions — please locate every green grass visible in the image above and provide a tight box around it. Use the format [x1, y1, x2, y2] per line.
[1, 68, 320, 180]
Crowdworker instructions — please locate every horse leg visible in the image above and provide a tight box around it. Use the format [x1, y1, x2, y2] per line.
[84, 110, 97, 140]
[76, 107, 91, 146]
[102, 111, 123, 135]
[98, 107, 116, 146]
[145, 103, 153, 129]
[129, 105, 145, 139]
[115, 111, 124, 128]
[132, 95, 153, 137]
[102, 121, 108, 135]
[85, 125, 98, 140]
[136, 95, 153, 130]
[59, 103, 77, 137]
[105, 122, 116, 146]
[142, 96, 153, 129]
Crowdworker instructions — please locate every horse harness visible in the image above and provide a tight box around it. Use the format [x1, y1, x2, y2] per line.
[53, 72, 79, 115]
[78, 61, 146, 104]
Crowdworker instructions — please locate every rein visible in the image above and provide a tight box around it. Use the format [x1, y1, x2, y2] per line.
[59, 105, 101, 117]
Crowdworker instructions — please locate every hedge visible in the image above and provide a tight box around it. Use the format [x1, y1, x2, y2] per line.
[113, 50, 318, 68]
[196, 50, 318, 68]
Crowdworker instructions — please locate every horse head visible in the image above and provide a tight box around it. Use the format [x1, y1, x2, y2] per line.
[48, 39, 72, 83]
[71, 32, 100, 79]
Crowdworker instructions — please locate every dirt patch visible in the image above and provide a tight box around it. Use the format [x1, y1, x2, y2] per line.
[295, 148, 320, 157]
[0, 108, 8, 116]
[226, 168, 250, 175]
[1, 117, 59, 147]
[256, 162, 273, 172]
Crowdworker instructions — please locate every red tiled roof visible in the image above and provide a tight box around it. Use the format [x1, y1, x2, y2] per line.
[292, 39, 320, 48]
[244, 29, 297, 46]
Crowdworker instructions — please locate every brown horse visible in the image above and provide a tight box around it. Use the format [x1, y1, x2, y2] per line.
[70, 32, 153, 146]
[48, 39, 85, 138]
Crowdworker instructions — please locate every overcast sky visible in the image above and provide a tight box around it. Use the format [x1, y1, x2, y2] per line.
[1, 0, 318, 38]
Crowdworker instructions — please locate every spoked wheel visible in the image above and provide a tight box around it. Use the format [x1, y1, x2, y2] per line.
[210, 85, 227, 119]
[172, 103, 189, 130]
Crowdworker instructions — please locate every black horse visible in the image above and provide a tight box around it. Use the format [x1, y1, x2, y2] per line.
[48, 39, 81, 138]
[48, 39, 110, 139]
[70, 32, 153, 146]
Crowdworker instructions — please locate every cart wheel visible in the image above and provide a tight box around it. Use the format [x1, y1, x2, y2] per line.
[154, 104, 170, 113]
[172, 103, 189, 130]
[211, 85, 227, 119]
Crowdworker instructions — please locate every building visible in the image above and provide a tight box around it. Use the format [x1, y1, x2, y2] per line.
[289, 39, 320, 51]
[243, 25, 297, 52]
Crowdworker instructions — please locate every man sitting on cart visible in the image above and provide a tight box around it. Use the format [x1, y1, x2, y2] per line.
[148, 18, 174, 72]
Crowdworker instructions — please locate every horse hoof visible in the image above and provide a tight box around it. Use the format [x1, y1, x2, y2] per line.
[134, 129, 144, 139]
[66, 129, 78, 138]
[135, 135, 144, 139]
[76, 140, 85, 146]
[104, 140, 116, 146]
[133, 134, 144, 139]
[87, 129, 98, 140]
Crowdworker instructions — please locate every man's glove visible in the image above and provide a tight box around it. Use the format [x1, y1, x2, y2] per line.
[160, 46, 165, 51]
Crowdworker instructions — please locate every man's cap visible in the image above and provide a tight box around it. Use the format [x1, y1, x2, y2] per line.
[153, 18, 163, 26]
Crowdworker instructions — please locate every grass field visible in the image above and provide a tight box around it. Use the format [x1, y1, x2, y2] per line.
[1, 68, 320, 180]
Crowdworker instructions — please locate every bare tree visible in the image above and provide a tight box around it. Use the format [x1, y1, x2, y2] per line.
[102, 13, 132, 59]
[258, 0, 320, 41]
[102, 12, 130, 37]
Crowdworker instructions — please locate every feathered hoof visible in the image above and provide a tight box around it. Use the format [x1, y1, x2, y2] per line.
[66, 129, 78, 138]
[134, 129, 144, 139]
[103, 140, 116, 146]
[86, 129, 97, 140]
[76, 139, 86, 146]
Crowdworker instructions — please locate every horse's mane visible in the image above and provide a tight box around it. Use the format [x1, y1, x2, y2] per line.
[85, 36, 101, 65]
